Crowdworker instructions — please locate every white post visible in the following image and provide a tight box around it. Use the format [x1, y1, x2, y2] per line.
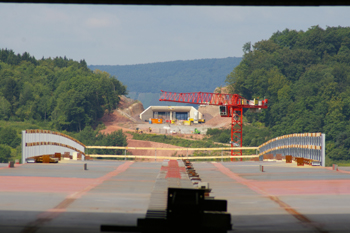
[321, 133, 326, 167]
[22, 130, 26, 164]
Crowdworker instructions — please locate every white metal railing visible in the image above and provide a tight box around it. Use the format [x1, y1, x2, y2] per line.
[258, 133, 325, 166]
[22, 130, 85, 164]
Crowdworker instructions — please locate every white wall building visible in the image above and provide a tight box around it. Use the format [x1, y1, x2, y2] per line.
[140, 106, 202, 122]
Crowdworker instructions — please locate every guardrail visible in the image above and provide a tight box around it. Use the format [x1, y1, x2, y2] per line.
[22, 130, 86, 164]
[258, 133, 325, 166]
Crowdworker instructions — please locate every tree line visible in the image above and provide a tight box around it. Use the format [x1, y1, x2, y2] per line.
[0, 49, 128, 162]
[226, 25, 350, 161]
[0, 49, 127, 132]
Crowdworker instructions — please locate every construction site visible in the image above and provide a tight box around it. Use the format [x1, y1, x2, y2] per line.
[101, 95, 232, 135]
[1, 91, 350, 233]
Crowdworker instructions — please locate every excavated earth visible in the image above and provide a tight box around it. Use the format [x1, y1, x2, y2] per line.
[99, 96, 196, 159]
[99, 93, 233, 158]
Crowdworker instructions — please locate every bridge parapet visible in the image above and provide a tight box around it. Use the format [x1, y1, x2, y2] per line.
[258, 133, 325, 166]
[22, 130, 86, 164]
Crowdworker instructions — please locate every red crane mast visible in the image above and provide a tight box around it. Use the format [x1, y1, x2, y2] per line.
[159, 90, 268, 160]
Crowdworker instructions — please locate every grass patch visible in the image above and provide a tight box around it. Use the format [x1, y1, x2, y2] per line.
[326, 156, 350, 167]
[132, 133, 228, 148]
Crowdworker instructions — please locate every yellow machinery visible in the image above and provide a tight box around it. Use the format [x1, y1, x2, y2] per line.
[136, 128, 143, 134]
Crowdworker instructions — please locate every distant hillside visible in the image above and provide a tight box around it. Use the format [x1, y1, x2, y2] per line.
[89, 57, 242, 108]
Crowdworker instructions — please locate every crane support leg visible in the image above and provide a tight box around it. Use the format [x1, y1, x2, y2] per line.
[230, 107, 243, 161]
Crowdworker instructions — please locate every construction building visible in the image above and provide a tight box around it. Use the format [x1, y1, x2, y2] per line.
[140, 106, 203, 122]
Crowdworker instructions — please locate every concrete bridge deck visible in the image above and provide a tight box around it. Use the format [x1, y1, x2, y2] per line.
[1, 160, 350, 233]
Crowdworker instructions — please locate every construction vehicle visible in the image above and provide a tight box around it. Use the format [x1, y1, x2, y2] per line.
[26, 155, 59, 163]
[151, 118, 163, 124]
[198, 119, 205, 123]
[194, 128, 200, 134]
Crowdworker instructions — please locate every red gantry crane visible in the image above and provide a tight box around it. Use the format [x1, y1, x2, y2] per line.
[159, 90, 268, 160]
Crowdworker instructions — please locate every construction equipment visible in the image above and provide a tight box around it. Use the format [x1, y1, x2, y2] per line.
[183, 120, 191, 126]
[194, 128, 200, 134]
[198, 119, 205, 123]
[159, 90, 268, 160]
[136, 128, 143, 134]
[26, 155, 59, 163]
[151, 118, 163, 124]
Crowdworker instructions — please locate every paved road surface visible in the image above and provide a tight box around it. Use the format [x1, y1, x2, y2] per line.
[1, 160, 350, 232]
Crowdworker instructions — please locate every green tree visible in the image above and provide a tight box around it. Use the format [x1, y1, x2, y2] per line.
[242, 42, 251, 54]
[0, 144, 11, 162]
[226, 25, 350, 161]
[0, 96, 11, 120]
[0, 127, 21, 148]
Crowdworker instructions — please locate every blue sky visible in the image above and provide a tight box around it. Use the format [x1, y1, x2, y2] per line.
[0, 4, 349, 65]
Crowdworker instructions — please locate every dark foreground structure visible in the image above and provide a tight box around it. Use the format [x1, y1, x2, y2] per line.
[1, 160, 350, 232]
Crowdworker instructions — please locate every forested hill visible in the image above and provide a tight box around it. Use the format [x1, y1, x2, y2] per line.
[0, 49, 127, 132]
[89, 57, 242, 107]
[226, 25, 350, 161]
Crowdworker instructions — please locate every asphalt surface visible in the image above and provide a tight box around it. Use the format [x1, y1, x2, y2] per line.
[1, 160, 350, 233]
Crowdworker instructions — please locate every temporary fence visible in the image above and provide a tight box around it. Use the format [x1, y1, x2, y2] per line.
[258, 133, 325, 166]
[22, 130, 85, 164]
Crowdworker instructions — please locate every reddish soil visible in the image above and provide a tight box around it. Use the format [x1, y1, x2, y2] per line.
[175, 133, 206, 140]
[99, 95, 143, 135]
[98, 93, 231, 160]
[100, 117, 196, 160]
[198, 105, 219, 122]
[118, 95, 135, 109]
[127, 139, 193, 159]
[100, 111, 133, 126]
[100, 124, 135, 135]
[100, 112, 136, 140]
[204, 115, 231, 128]
[99, 96, 194, 160]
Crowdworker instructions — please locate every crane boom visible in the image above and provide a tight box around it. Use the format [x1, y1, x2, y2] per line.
[159, 90, 268, 109]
